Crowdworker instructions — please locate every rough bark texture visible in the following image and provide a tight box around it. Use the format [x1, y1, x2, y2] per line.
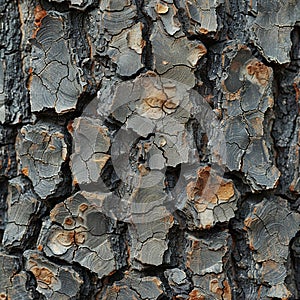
[0, 0, 300, 299]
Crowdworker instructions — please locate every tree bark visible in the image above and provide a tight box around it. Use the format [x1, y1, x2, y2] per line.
[0, 0, 300, 299]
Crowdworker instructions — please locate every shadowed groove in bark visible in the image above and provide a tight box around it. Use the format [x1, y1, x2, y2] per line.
[134, 0, 154, 70]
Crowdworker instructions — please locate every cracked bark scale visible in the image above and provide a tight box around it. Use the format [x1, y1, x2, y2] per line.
[0, 0, 299, 299]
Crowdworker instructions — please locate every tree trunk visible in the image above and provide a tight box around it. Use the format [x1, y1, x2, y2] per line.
[0, 0, 300, 299]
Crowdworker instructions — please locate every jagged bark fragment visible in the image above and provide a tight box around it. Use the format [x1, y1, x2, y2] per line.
[186, 231, 229, 275]
[244, 197, 300, 262]
[24, 250, 83, 299]
[107, 22, 145, 77]
[189, 274, 232, 300]
[15, 122, 68, 199]
[3, 176, 43, 250]
[150, 23, 207, 86]
[221, 43, 280, 191]
[175, 166, 239, 229]
[70, 117, 111, 186]
[128, 211, 174, 269]
[7, 271, 34, 300]
[0, 253, 19, 298]
[37, 191, 120, 278]
[186, 231, 232, 299]
[249, 0, 300, 64]
[144, 0, 181, 36]
[97, 272, 164, 299]
[0, 253, 32, 299]
[164, 268, 191, 299]
[29, 13, 84, 113]
[244, 197, 300, 297]
[85, 1, 138, 83]
[100, 0, 137, 35]
[176, 0, 225, 36]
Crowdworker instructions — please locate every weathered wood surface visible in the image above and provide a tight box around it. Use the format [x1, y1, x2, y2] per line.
[220, 43, 280, 191]
[15, 121, 69, 199]
[3, 176, 44, 250]
[0, 0, 299, 299]
[96, 272, 164, 299]
[24, 250, 83, 299]
[38, 191, 121, 278]
[29, 11, 85, 113]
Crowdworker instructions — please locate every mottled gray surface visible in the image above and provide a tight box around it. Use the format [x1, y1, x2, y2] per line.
[243, 197, 300, 298]
[0, 0, 299, 299]
[97, 272, 164, 299]
[38, 191, 119, 278]
[16, 122, 68, 199]
[3, 176, 43, 250]
[24, 250, 83, 299]
[249, 0, 300, 64]
[30, 15, 84, 113]
[220, 43, 280, 191]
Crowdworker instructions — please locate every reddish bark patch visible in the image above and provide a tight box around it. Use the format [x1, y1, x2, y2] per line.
[79, 203, 88, 212]
[31, 266, 54, 285]
[67, 120, 74, 133]
[246, 60, 270, 86]
[64, 217, 74, 226]
[155, 3, 169, 14]
[21, 167, 29, 177]
[188, 289, 205, 300]
[32, 5, 47, 38]
[186, 166, 210, 200]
